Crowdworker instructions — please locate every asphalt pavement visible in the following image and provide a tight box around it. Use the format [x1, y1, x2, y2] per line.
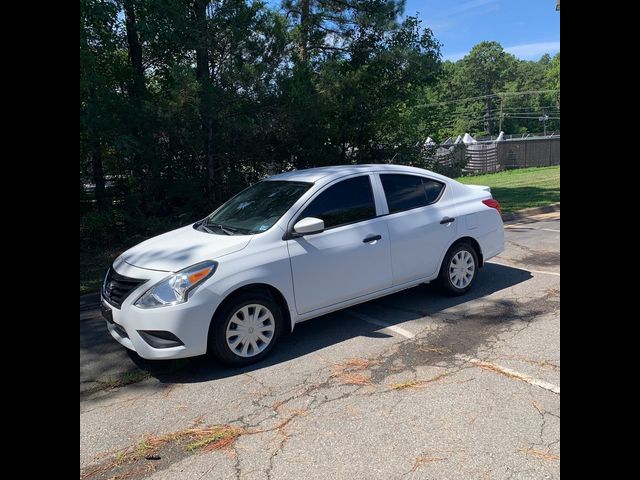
[80, 211, 560, 480]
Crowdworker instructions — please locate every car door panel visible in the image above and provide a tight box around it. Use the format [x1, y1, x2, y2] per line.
[385, 204, 458, 284]
[378, 174, 458, 285]
[287, 217, 392, 314]
[286, 174, 392, 315]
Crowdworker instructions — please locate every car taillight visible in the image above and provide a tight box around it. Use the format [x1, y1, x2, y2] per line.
[482, 198, 502, 216]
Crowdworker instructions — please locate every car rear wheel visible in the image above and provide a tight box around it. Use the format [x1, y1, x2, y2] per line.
[208, 291, 283, 366]
[438, 242, 479, 295]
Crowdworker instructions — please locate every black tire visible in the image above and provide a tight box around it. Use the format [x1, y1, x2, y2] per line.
[208, 290, 283, 366]
[437, 242, 479, 296]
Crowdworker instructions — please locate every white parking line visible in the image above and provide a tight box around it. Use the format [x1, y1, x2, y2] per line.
[347, 310, 416, 338]
[456, 354, 560, 394]
[348, 311, 560, 395]
[487, 261, 560, 276]
[504, 225, 560, 233]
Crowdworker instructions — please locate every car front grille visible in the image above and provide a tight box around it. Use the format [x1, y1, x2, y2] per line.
[102, 267, 147, 309]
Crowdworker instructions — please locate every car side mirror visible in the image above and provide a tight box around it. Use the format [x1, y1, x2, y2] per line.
[293, 217, 325, 235]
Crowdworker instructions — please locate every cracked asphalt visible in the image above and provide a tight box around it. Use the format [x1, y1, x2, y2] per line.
[80, 212, 560, 480]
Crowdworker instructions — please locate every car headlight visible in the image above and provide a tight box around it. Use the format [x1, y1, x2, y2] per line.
[134, 261, 217, 308]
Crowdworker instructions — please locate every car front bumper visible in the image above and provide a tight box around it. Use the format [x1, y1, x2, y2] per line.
[101, 264, 222, 360]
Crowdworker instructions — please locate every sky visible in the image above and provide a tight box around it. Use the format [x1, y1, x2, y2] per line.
[404, 0, 560, 61]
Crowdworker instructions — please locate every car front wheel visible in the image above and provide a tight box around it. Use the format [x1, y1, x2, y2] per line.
[438, 242, 479, 295]
[208, 291, 283, 366]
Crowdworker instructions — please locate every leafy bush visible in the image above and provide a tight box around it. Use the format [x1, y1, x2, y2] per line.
[80, 211, 121, 248]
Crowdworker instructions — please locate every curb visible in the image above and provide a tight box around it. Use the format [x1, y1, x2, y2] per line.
[502, 203, 560, 222]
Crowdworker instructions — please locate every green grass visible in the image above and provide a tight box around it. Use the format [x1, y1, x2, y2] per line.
[457, 166, 559, 213]
[95, 371, 151, 390]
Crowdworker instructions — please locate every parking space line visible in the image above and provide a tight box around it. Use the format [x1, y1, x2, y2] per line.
[346, 310, 416, 338]
[487, 261, 560, 276]
[347, 311, 560, 395]
[456, 354, 560, 394]
[504, 225, 560, 233]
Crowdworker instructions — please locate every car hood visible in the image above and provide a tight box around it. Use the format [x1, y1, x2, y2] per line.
[115, 224, 252, 272]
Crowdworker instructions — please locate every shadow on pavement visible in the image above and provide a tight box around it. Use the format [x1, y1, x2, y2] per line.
[80, 263, 534, 394]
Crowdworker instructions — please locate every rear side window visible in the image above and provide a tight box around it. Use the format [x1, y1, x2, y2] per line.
[423, 178, 445, 204]
[299, 175, 376, 229]
[380, 174, 445, 213]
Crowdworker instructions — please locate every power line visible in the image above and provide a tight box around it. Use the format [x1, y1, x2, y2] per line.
[453, 107, 560, 115]
[417, 89, 559, 108]
[505, 116, 560, 120]
[502, 112, 559, 116]
[427, 112, 561, 122]
[487, 110, 560, 116]
[494, 106, 560, 111]
[432, 113, 560, 129]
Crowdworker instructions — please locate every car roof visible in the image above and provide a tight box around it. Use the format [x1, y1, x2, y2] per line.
[267, 164, 450, 183]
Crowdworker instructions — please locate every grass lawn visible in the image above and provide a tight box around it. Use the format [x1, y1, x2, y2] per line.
[457, 166, 559, 213]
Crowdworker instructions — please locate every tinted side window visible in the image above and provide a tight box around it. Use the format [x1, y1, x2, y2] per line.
[423, 178, 445, 204]
[380, 174, 428, 213]
[300, 176, 376, 229]
[380, 174, 445, 213]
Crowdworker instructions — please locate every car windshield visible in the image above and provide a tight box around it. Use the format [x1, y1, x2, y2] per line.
[198, 180, 312, 235]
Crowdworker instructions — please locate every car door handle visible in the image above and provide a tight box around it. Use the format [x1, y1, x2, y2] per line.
[363, 235, 382, 243]
[440, 217, 455, 224]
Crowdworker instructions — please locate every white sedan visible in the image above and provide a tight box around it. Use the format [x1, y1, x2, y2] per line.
[101, 164, 504, 365]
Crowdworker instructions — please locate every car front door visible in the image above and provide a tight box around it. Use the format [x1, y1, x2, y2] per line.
[286, 174, 392, 315]
[378, 173, 458, 285]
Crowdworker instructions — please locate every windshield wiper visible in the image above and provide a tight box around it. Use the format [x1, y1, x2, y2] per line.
[202, 221, 238, 236]
[198, 223, 214, 234]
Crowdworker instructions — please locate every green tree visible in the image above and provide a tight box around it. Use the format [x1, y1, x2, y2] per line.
[278, 1, 412, 168]
[453, 41, 516, 134]
[547, 52, 560, 90]
[81, 0, 443, 241]
[80, 0, 128, 214]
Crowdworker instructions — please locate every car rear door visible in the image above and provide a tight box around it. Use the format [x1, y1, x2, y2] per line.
[286, 174, 392, 315]
[377, 173, 458, 285]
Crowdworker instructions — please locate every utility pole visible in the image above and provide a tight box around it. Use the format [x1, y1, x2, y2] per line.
[498, 96, 503, 132]
[539, 107, 549, 136]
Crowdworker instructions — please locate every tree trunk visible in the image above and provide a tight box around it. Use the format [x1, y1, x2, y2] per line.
[299, 0, 310, 63]
[85, 80, 109, 213]
[194, 0, 209, 83]
[122, 0, 148, 201]
[123, 0, 146, 98]
[91, 138, 109, 212]
[205, 117, 216, 204]
[194, 0, 217, 205]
